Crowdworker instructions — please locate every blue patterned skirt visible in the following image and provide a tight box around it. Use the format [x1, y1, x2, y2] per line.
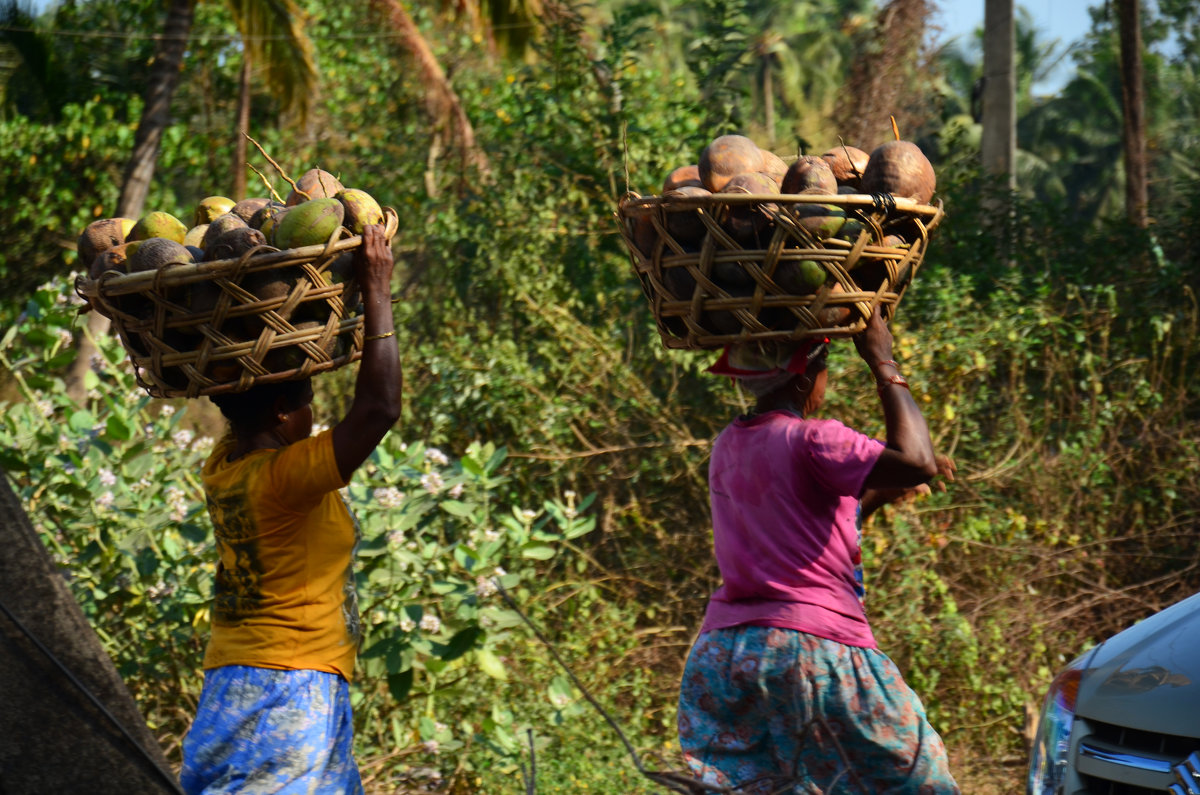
[181, 665, 363, 795]
[678, 625, 959, 794]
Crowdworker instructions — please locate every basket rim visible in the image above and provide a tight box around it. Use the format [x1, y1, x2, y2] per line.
[619, 191, 943, 219]
[76, 206, 399, 299]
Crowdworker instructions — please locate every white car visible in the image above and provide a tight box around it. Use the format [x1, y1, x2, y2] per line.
[1027, 590, 1200, 794]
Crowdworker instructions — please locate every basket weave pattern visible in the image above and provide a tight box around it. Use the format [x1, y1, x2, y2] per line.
[617, 193, 943, 350]
[75, 208, 399, 398]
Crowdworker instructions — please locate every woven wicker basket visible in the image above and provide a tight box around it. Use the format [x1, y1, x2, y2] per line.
[617, 192, 944, 350]
[74, 208, 400, 398]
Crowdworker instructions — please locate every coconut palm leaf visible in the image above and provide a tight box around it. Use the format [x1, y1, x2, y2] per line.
[225, 0, 318, 123]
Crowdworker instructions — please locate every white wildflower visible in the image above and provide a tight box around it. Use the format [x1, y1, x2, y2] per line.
[195, 436, 215, 451]
[565, 507, 578, 519]
[399, 615, 416, 632]
[96, 491, 115, 510]
[425, 447, 449, 467]
[57, 328, 73, 347]
[493, 566, 507, 577]
[172, 429, 194, 447]
[435, 722, 448, 733]
[374, 487, 405, 508]
[520, 509, 536, 522]
[98, 468, 117, 487]
[475, 576, 498, 599]
[36, 400, 54, 418]
[448, 483, 464, 499]
[422, 740, 439, 755]
[159, 405, 175, 418]
[166, 486, 189, 522]
[420, 472, 443, 494]
[483, 528, 502, 543]
[419, 613, 441, 633]
[386, 529, 405, 545]
[564, 489, 576, 500]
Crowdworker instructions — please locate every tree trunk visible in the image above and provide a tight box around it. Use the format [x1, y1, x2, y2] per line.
[980, 0, 1015, 187]
[1117, 0, 1148, 228]
[762, 56, 775, 148]
[370, 0, 492, 184]
[233, 52, 252, 201]
[981, 0, 1016, 266]
[0, 472, 180, 793]
[67, 0, 195, 404]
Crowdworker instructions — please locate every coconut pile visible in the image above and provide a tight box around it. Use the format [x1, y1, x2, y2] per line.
[624, 132, 940, 338]
[75, 168, 387, 393]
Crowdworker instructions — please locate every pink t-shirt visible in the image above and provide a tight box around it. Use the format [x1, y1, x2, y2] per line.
[700, 410, 884, 648]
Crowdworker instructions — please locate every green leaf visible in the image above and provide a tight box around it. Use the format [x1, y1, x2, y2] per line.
[387, 668, 414, 701]
[439, 500, 474, 517]
[68, 410, 95, 432]
[476, 648, 508, 681]
[105, 414, 132, 441]
[521, 543, 556, 560]
[461, 454, 484, 476]
[436, 626, 482, 661]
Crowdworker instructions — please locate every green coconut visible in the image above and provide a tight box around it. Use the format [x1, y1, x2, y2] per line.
[336, 189, 384, 234]
[274, 198, 345, 250]
[128, 211, 187, 244]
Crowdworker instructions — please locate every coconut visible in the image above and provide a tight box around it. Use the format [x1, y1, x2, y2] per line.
[230, 197, 271, 224]
[792, 198, 847, 240]
[759, 149, 788, 183]
[663, 185, 711, 245]
[88, 243, 132, 281]
[773, 259, 826, 294]
[860, 140, 936, 203]
[821, 145, 870, 189]
[183, 224, 209, 249]
[698, 135, 762, 193]
[194, 196, 236, 226]
[781, 156, 837, 195]
[203, 227, 267, 262]
[285, 169, 345, 206]
[719, 172, 780, 244]
[274, 198, 345, 249]
[249, 202, 287, 231]
[128, 211, 187, 244]
[128, 238, 193, 274]
[336, 189, 384, 234]
[200, 213, 249, 252]
[662, 164, 703, 193]
[78, 217, 135, 266]
[628, 213, 659, 259]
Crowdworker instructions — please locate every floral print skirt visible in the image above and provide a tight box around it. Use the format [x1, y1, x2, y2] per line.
[677, 625, 959, 794]
[181, 665, 363, 795]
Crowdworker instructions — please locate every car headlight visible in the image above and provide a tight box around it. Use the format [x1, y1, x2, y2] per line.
[1028, 656, 1087, 795]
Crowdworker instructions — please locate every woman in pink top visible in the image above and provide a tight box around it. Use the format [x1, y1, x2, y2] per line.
[677, 308, 960, 794]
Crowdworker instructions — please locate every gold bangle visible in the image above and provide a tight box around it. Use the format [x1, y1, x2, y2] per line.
[363, 331, 395, 342]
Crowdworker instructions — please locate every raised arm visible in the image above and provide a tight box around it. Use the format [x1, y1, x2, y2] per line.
[332, 224, 402, 482]
[855, 307, 937, 492]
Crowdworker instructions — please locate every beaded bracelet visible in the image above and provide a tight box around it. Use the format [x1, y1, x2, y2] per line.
[875, 359, 900, 370]
[364, 331, 395, 342]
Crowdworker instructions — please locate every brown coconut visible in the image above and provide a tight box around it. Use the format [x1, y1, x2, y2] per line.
[698, 135, 762, 192]
[662, 164, 703, 193]
[821, 145, 870, 189]
[860, 140, 936, 203]
[663, 185, 712, 245]
[286, 169, 345, 207]
[719, 172, 780, 245]
[781, 156, 837, 195]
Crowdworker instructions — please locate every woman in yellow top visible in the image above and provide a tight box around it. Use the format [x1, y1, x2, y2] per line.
[181, 224, 401, 795]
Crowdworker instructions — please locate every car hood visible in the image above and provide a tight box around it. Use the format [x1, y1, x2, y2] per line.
[1077, 591, 1200, 738]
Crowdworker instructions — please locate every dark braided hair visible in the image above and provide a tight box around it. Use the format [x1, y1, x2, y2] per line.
[209, 378, 313, 436]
